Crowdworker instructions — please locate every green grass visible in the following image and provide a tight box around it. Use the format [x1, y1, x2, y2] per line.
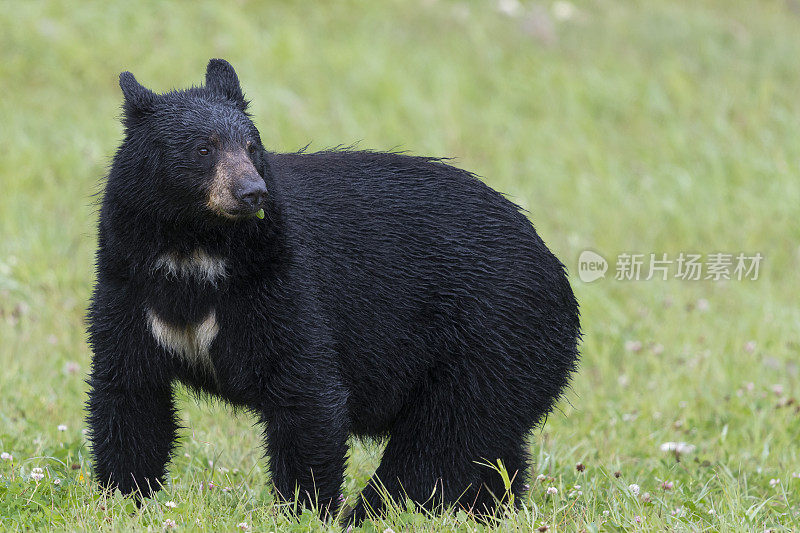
[2, 0, 799, 530]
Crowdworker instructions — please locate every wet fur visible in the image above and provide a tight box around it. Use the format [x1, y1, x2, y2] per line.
[86, 59, 580, 524]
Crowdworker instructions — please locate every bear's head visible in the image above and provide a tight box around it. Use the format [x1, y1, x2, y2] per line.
[112, 59, 268, 223]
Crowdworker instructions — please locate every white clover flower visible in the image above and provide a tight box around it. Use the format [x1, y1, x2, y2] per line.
[57, 424, 67, 432]
[31, 468, 45, 482]
[662, 481, 674, 490]
[163, 518, 177, 529]
[236, 523, 250, 531]
[537, 473, 546, 481]
[628, 483, 640, 496]
[54, 478, 62, 485]
[660, 442, 696, 455]
[771, 384, 784, 396]
[602, 510, 610, 517]
[546, 486, 558, 495]
[769, 478, 780, 487]
[0, 452, 12, 461]
[164, 501, 177, 508]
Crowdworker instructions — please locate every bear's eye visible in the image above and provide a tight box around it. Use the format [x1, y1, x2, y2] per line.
[198, 146, 210, 156]
[247, 143, 256, 155]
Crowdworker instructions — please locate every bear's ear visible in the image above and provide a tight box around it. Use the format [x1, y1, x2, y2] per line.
[119, 71, 156, 117]
[205, 58, 248, 112]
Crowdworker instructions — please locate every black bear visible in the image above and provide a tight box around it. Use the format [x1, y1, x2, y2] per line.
[86, 59, 580, 524]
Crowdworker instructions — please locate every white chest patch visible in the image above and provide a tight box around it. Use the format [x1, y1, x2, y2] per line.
[154, 248, 227, 285]
[147, 308, 219, 377]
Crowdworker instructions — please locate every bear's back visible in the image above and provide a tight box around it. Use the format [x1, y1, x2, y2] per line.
[267, 150, 548, 264]
[266, 150, 571, 315]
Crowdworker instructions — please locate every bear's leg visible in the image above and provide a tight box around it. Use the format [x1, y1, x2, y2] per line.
[87, 364, 177, 498]
[468, 437, 529, 518]
[346, 382, 530, 525]
[263, 389, 349, 520]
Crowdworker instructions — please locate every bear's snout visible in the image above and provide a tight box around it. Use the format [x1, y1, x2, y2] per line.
[207, 149, 267, 218]
[234, 175, 267, 211]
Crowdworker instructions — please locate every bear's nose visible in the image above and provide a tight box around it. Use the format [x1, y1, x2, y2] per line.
[235, 178, 268, 210]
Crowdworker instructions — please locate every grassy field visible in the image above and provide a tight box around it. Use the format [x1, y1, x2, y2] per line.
[2, 0, 799, 530]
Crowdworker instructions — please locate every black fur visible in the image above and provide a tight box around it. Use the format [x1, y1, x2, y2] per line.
[86, 59, 580, 524]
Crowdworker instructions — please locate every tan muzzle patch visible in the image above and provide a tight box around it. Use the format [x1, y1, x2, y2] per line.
[207, 149, 261, 218]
